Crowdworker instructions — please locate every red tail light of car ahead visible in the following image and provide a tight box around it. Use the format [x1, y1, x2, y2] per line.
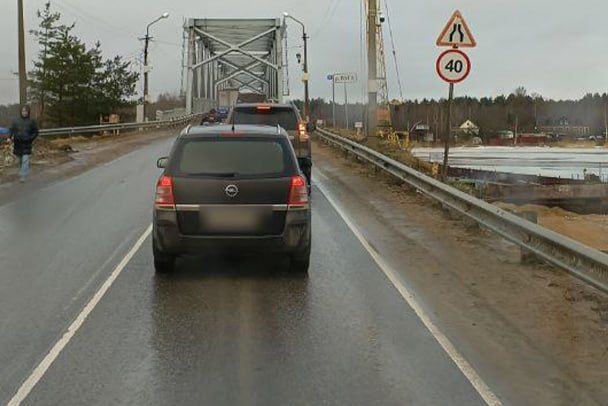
[155, 175, 175, 209]
[288, 175, 309, 208]
[298, 121, 309, 141]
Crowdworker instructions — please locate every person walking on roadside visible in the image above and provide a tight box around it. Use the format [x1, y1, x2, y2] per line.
[10, 105, 39, 183]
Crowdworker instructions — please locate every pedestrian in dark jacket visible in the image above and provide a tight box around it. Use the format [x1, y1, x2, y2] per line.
[10, 105, 39, 182]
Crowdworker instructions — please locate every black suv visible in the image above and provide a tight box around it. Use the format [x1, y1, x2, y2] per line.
[228, 103, 314, 186]
[153, 124, 311, 273]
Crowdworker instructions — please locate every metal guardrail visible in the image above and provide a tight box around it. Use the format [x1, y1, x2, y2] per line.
[317, 127, 608, 294]
[39, 114, 203, 138]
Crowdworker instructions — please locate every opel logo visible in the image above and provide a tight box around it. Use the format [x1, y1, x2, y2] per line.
[225, 184, 239, 198]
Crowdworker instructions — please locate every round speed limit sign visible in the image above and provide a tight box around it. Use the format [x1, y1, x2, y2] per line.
[436, 49, 471, 84]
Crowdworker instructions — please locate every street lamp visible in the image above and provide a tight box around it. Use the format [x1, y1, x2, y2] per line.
[142, 12, 169, 121]
[283, 12, 310, 121]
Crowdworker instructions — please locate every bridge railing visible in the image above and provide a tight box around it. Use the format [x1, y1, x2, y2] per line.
[39, 114, 203, 139]
[316, 127, 608, 294]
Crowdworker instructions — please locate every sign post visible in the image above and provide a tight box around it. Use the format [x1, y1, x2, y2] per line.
[344, 83, 350, 130]
[435, 10, 476, 180]
[327, 75, 336, 127]
[332, 73, 358, 129]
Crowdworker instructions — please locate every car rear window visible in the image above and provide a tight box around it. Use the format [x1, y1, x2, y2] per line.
[231, 107, 298, 130]
[175, 137, 295, 178]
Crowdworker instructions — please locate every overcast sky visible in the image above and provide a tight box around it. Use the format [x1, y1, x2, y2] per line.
[1, 0, 607, 105]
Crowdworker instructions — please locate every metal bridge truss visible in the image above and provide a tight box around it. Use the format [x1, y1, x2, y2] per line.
[183, 18, 288, 113]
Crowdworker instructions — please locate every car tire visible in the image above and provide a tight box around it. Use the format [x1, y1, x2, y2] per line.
[290, 245, 311, 273]
[153, 244, 175, 273]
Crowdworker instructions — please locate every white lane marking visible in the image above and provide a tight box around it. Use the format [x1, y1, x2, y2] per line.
[8, 224, 153, 406]
[314, 177, 502, 406]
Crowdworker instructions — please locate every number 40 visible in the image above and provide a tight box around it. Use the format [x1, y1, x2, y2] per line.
[445, 59, 464, 73]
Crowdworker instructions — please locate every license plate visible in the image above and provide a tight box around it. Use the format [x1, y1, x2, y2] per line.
[200, 207, 269, 232]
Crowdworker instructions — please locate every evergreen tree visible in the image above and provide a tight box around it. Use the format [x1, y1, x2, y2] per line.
[29, 2, 139, 127]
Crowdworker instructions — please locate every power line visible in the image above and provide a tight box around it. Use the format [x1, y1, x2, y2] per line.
[311, 0, 343, 38]
[154, 39, 182, 47]
[52, 0, 138, 38]
[310, 0, 338, 36]
[383, 0, 404, 100]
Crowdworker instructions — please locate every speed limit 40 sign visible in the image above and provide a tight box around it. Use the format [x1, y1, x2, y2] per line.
[436, 49, 471, 84]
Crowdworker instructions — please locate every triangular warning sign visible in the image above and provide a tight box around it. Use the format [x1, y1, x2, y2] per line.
[436, 10, 476, 48]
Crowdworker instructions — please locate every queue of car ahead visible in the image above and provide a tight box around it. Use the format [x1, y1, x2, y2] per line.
[154, 102, 314, 273]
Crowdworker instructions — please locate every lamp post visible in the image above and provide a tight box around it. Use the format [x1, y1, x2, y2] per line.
[283, 12, 309, 121]
[142, 12, 169, 121]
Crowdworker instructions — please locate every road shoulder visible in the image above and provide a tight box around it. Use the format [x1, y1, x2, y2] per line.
[0, 129, 178, 206]
[313, 138, 608, 405]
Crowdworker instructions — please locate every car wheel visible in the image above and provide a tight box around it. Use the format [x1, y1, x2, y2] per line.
[153, 244, 175, 273]
[290, 245, 311, 273]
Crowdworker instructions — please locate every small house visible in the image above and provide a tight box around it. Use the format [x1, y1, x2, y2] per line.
[458, 120, 480, 136]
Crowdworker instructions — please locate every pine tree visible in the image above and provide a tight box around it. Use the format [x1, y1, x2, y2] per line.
[29, 2, 61, 127]
[30, 2, 139, 127]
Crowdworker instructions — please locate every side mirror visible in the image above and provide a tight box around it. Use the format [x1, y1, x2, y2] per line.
[156, 157, 169, 169]
[306, 122, 316, 133]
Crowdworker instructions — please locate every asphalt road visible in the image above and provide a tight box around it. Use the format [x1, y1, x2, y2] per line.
[0, 136, 490, 405]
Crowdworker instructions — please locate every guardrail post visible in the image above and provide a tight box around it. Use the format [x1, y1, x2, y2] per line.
[518, 211, 542, 265]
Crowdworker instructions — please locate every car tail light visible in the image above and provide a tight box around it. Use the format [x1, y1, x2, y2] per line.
[288, 175, 309, 208]
[298, 121, 309, 141]
[256, 105, 272, 112]
[155, 175, 175, 208]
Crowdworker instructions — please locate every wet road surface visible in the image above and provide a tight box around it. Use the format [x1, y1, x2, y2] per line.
[0, 136, 488, 405]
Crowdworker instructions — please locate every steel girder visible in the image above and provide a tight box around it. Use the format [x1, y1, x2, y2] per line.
[184, 18, 287, 113]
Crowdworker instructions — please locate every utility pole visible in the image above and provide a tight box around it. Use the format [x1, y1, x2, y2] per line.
[17, 0, 27, 105]
[534, 99, 538, 130]
[604, 103, 607, 145]
[367, 0, 378, 138]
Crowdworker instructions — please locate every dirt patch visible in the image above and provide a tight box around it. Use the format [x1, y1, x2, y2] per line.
[497, 203, 608, 252]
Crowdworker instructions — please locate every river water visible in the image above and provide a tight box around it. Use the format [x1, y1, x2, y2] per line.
[412, 146, 608, 181]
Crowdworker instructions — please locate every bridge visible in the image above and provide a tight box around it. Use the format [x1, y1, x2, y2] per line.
[183, 18, 288, 113]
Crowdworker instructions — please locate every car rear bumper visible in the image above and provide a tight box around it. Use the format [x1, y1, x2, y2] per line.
[153, 208, 310, 256]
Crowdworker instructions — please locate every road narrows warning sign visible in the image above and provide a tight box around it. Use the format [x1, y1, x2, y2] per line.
[436, 10, 476, 48]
